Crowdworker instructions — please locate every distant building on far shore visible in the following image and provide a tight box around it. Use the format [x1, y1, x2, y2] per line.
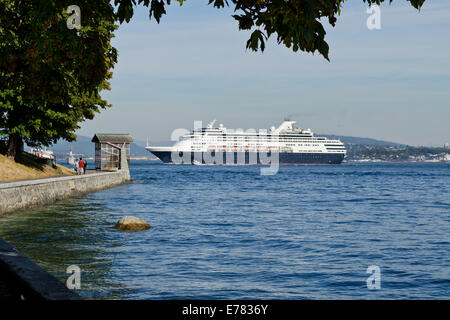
[445, 143, 450, 149]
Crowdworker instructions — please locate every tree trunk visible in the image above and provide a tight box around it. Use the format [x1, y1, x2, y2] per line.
[6, 134, 23, 159]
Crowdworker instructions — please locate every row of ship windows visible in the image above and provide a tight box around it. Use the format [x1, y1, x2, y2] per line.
[189, 149, 345, 154]
[189, 149, 330, 153]
[285, 144, 321, 147]
[192, 143, 324, 147]
[227, 136, 314, 139]
[192, 141, 339, 145]
[191, 136, 335, 140]
[192, 134, 316, 137]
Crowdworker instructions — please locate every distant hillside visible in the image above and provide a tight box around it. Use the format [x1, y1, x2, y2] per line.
[42, 135, 148, 158]
[317, 134, 404, 146]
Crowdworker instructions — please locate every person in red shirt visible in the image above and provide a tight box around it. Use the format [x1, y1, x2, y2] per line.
[78, 158, 84, 175]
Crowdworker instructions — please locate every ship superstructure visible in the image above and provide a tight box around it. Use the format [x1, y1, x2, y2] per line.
[146, 120, 346, 165]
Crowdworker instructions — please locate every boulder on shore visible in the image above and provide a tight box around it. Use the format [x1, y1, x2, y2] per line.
[115, 216, 151, 231]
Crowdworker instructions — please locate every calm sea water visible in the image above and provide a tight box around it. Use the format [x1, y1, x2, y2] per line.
[0, 161, 449, 299]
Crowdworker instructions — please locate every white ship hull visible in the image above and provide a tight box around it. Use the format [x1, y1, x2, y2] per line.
[147, 149, 345, 165]
[146, 120, 346, 165]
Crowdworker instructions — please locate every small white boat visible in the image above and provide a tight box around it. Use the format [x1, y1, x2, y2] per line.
[29, 147, 55, 160]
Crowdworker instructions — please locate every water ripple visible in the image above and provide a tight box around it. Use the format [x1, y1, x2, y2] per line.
[0, 162, 449, 299]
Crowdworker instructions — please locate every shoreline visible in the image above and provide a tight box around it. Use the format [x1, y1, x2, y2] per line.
[0, 238, 80, 300]
[347, 159, 449, 163]
[0, 149, 131, 299]
[0, 169, 130, 216]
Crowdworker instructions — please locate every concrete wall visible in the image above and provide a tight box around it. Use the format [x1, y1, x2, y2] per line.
[0, 169, 130, 215]
[0, 238, 81, 300]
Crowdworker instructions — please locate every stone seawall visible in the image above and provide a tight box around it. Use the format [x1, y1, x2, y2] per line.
[0, 170, 130, 215]
[0, 238, 80, 300]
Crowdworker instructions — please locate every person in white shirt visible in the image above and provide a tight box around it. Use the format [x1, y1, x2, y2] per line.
[74, 160, 79, 174]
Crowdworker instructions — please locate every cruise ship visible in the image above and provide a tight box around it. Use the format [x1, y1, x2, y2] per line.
[146, 120, 346, 165]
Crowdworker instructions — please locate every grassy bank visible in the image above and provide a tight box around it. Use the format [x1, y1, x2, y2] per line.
[0, 153, 74, 183]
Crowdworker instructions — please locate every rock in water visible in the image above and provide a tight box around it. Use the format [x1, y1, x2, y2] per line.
[115, 216, 151, 231]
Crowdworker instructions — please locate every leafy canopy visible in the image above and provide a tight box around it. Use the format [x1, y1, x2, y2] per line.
[0, 0, 117, 154]
[114, 0, 425, 60]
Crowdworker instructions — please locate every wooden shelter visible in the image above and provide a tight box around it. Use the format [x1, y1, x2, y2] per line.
[91, 134, 133, 170]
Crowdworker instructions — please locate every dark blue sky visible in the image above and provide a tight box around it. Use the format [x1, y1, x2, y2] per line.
[78, 1, 450, 146]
